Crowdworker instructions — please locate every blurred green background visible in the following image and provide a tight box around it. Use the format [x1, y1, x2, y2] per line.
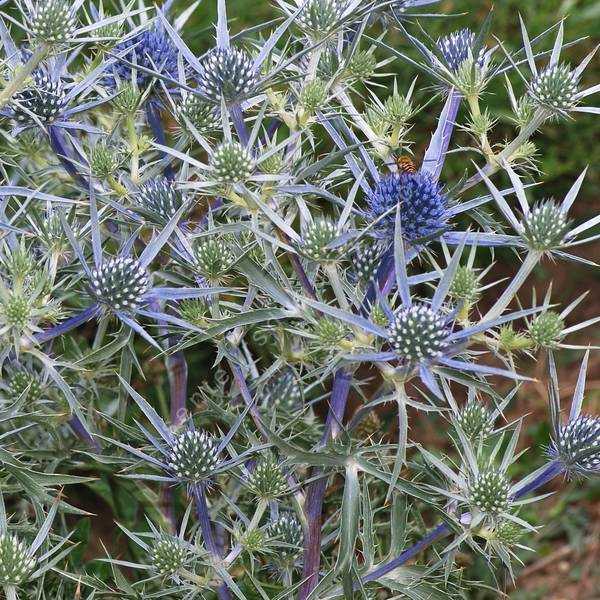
[178, 1, 600, 597]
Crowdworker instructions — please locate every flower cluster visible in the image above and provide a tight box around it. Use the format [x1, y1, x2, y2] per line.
[0, 1, 598, 599]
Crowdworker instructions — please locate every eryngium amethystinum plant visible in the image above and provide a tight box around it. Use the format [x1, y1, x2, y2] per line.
[0, 0, 598, 597]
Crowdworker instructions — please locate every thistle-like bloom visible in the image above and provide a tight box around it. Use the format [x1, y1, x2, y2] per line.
[246, 455, 289, 499]
[33, 191, 215, 349]
[547, 352, 600, 478]
[109, 25, 179, 92]
[303, 241, 542, 397]
[267, 513, 303, 564]
[174, 93, 220, 136]
[519, 19, 600, 118]
[105, 379, 255, 487]
[260, 368, 303, 412]
[196, 47, 258, 104]
[210, 141, 255, 184]
[477, 163, 600, 262]
[367, 172, 451, 243]
[300, 218, 347, 263]
[293, 0, 353, 40]
[134, 176, 184, 224]
[435, 29, 485, 74]
[351, 239, 388, 286]
[0, 534, 36, 586]
[8, 71, 67, 124]
[27, 0, 77, 44]
[150, 536, 189, 576]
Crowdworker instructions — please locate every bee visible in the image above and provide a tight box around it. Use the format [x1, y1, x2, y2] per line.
[396, 155, 417, 174]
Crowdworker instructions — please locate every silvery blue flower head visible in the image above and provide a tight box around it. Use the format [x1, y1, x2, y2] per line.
[8, 70, 67, 124]
[196, 47, 258, 104]
[436, 29, 485, 73]
[367, 172, 451, 243]
[110, 24, 179, 92]
[547, 352, 600, 479]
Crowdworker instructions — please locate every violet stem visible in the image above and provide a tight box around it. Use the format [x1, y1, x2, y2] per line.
[48, 126, 90, 189]
[146, 102, 175, 180]
[68, 414, 101, 451]
[230, 103, 250, 146]
[298, 368, 352, 600]
[192, 485, 233, 600]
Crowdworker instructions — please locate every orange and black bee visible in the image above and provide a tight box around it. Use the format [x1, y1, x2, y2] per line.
[396, 155, 417, 174]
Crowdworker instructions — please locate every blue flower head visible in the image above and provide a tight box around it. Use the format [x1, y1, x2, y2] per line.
[8, 70, 67, 124]
[548, 415, 600, 478]
[110, 25, 179, 91]
[436, 28, 484, 73]
[367, 172, 451, 242]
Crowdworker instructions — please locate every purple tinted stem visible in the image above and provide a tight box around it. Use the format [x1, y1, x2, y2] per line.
[193, 485, 233, 600]
[48, 126, 89, 188]
[363, 523, 450, 583]
[299, 369, 352, 600]
[230, 103, 250, 146]
[68, 414, 100, 450]
[146, 102, 175, 181]
[431, 90, 462, 183]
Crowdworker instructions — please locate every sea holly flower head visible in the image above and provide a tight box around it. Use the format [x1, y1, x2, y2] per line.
[246, 455, 289, 499]
[293, 0, 350, 40]
[8, 71, 67, 124]
[134, 176, 184, 224]
[469, 469, 511, 515]
[0, 534, 36, 586]
[197, 47, 258, 104]
[110, 24, 179, 92]
[367, 172, 451, 243]
[150, 536, 189, 576]
[267, 513, 303, 564]
[436, 29, 485, 74]
[388, 304, 450, 364]
[528, 311, 565, 350]
[89, 256, 150, 314]
[455, 399, 493, 440]
[210, 141, 255, 184]
[522, 200, 570, 251]
[301, 217, 346, 263]
[168, 429, 221, 485]
[547, 353, 600, 479]
[174, 93, 220, 136]
[27, 0, 77, 44]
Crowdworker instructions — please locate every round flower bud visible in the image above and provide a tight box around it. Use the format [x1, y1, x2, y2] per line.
[259, 149, 285, 175]
[150, 537, 187, 576]
[352, 240, 386, 286]
[90, 143, 123, 179]
[367, 172, 450, 243]
[3, 295, 31, 330]
[299, 78, 328, 112]
[89, 257, 150, 313]
[494, 521, 523, 546]
[247, 456, 289, 499]
[522, 201, 569, 251]
[197, 47, 258, 104]
[267, 513, 303, 562]
[469, 469, 511, 515]
[314, 317, 348, 347]
[0, 534, 36, 586]
[530, 63, 579, 113]
[10, 72, 67, 124]
[239, 528, 266, 553]
[29, 0, 77, 44]
[175, 94, 220, 135]
[497, 325, 531, 353]
[134, 177, 183, 223]
[301, 218, 343, 262]
[549, 415, 600, 477]
[179, 298, 208, 328]
[455, 400, 492, 439]
[370, 304, 389, 328]
[436, 28, 484, 73]
[194, 237, 235, 282]
[388, 304, 449, 363]
[211, 141, 255, 184]
[167, 429, 220, 484]
[112, 83, 142, 114]
[8, 371, 43, 401]
[528, 311, 565, 350]
[381, 93, 413, 127]
[449, 266, 480, 304]
[261, 368, 303, 411]
[347, 51, 377, 81]
[296, 0, 347, 40]
[93, 20, 123, 50]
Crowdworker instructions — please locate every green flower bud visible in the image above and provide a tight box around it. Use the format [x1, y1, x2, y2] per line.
[347, 51, 377, 81]
[523, 201, 569, 251]
[0, 534, 36, 586]
[29, 0, 77, 44]
[90, 143, 123, 179]
[301, 218, 343, 262]
[314, 317, 348, 346]
[449, 266, 480, 304]
[469, 469, 511, 515]
[528, 311, 565, 350]
[150, 537, 187, 576]
[299, 78, 328, 112]
[455, 400, 492, 439]
[247, 456, 289, 499]
[211, 142, 255, 184]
